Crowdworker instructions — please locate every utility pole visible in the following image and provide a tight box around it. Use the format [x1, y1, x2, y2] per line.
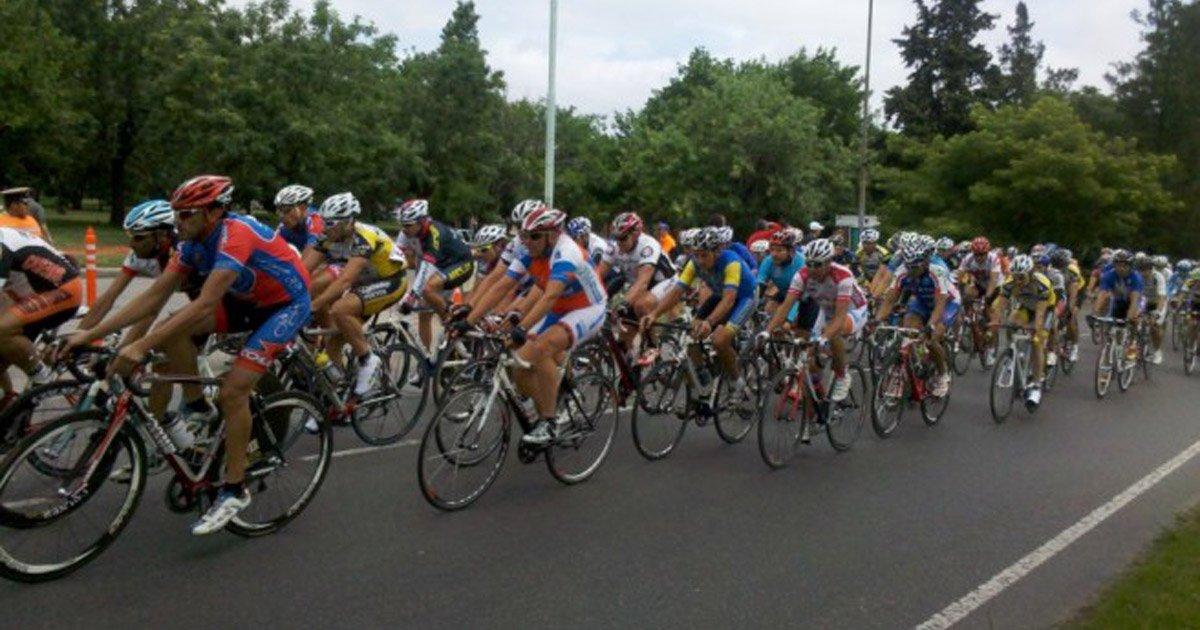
[857, 0, 875, 232]
[544, 0, 559, 208]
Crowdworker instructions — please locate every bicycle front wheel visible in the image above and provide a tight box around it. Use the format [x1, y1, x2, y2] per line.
[0, 410, 146, 582]
[1186, 336, 1199, 375]
[714, 356, 761, 444]
[990, 349, 1016, 422]
[758, 371, 803, 468]
[227, 392, 332, 537]
[417, 384, 510, 511]
[630, 362, 689, 460]
[546, 372, 618, 485]
[1095, 341, 1114, 398]
[871, 363, 907, 438]
[350, 342, 427, 446]
[827, 365, 868, 451]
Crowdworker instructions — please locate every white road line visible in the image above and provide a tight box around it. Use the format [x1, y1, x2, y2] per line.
[300, 439, 419, 462]
[916, 436, 1200, 630]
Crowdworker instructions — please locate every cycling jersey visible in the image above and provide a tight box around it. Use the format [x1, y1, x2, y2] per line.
[168, 213, 310, 308]
[314, 222, 406, 283]
[277, 209, 325, 252]
[584, 233, 615, 268]
[611, 233, 676, 286]
[1001, 273, 1057, 311]
[506, 233, 607, 316]
[728, 241, 758, 273]
[1098, 269, 1144, 302]
[757, 252, 806, 297]
[889, 254, 949, 273]
[676, 249, 756, 302]
[0, 228, 79, 294]
[855, 245, 889, 280]
[1042, 266, 1067, 299]
[786, 262, 867, 313]
[958, 251, 1003, 286]
[891, 263, 962, 310]
[121, 239, 175, 279]
[413, 220, 472, 270]
[1143, 269, 1167, 303]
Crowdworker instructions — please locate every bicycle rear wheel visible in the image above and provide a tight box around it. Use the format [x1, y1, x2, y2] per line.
[546, 372, 618, 485]
[1095, 341, 1114, 398]
[0, 410, 146, 582]
[950, 322, 972, 376]
[871, 363, 907, 438]
[990, 349, 1016, 422]
[1117, 342, 1136, 392]
[630, 362, 689, 460]
[713, 356, 761, 444]
[417, 384, 510, 511]
[758, 371, 803, 468]
[226, 392, 331, 537]
[350, 342, 427, 445]
[827, 365, 867, 451]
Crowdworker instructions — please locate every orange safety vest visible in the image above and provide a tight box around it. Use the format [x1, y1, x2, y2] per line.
[0, 213, 42, 238]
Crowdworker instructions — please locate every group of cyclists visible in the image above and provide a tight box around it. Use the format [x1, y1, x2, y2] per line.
[0, 174, 1198, 547]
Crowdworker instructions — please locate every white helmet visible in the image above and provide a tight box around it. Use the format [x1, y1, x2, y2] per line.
[124, 199, 175, 233]
[861, 228, 880, 243]
[750, 240, 770, 254]
[693, 227, 723, 251]
[1010, 254, 1034, 275]
[472, 224, 507, 248]
[715, 226, 734, 246]
[396, 199, 429, 225]
[808, 220, 824, 232]
[805, 238, 834, 263]
[274, 184, 314, 208]
[936, 236, 955, 250]
[319, 192, 360, 221]
[679, 228, 700, 248]
[510, 199, 546, 226]
[521, 206, 566, 232]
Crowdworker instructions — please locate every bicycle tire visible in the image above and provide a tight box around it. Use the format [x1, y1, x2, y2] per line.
[1117, 342, 1136, 392]
[1095, 340, 1114, 398]
[1186, 337, 1198, 375]
[827, 364, 867, 450]
[871, 363, 907, 438]
[226, 391, 332, 537]
[417, 384, 511, 511]
[0, 380, 91, 452]
[546, 372, 618, 485]
[350, 342, 427, 446]
[713, 355, 760, 444]
[757, 371, 804, 468]
[990, 349, 1016, 423]
[950, 322, 971, 376]
[630, 362, 689, 460]
[0, 410, 146, 582]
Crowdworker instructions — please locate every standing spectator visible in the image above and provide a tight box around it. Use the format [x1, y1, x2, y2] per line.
[0, 187, 51, 242]
[656, 221, 676, 256]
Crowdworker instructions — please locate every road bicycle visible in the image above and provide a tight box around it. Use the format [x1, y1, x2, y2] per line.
[629, 321, 762, 460]
[988, 324, 1043, 422]
[0, 349, 332, 582]
[1090, 316, 1141, 398]
[416, 331, 618, 511]
[869, 325, 951, 437]
[756, 337, 867, 468]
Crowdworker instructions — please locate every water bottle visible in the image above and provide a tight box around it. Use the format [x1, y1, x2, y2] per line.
[315, 350, 344, 383]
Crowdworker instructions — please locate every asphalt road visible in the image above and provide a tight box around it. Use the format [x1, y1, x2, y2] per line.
[3, 277, 1200, 629]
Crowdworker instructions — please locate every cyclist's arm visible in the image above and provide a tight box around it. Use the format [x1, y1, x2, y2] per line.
[875, 286, 900, 321]
[466, 260, 506, 307]
[625, 264, 655, 306]
[510, 284, 542, 316]
[1032, 301, 1049, 332]
[466, 273, 518, 324]
[705, 286, 738, 327]
[646, 284, 683, 321]
[991, 296, 1009, 325]
[821, 299, 850, 340]
[78, 269, 183, 343]
[1128, 291, 1143, 320]
[79, 272, 134, 329]
[301, 246, 324, 274]
[929, 292, 948, 328]
[765, 290, 797, 332]
[595, 260, 611, 280]
[517, 281, 563, 333]
[1092, 290, 1111, 317]
[870, 267, 892, 299]
[132, 269, 237, 354]
[312, 256, 367, 313]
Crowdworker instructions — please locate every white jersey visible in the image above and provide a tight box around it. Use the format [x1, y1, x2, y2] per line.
[121, 251, 167, 278]
[1146, 269, 1168, 302]
[499, 239, 527, 267]
[610, 233, 675, 285]
[585, 233, 614, 267]
[786, 262, 868, 312]
[959, 250, 1002, 284]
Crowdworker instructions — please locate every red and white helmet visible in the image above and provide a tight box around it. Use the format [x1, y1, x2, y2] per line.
[610, 212, 644, 238]
[971, 236, 990, 255]
[170, 175, 233, 210]
[522, 206, 566, 232]
[510, 199, 546, 226]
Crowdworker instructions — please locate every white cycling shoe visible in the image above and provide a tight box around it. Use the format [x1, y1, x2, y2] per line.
[830, 372, 852, 402]
[191, 487, 250, 536]
[354, 353, 383, 396]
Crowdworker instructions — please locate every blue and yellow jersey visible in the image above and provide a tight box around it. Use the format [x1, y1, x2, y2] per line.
[677, 249, 756, 302]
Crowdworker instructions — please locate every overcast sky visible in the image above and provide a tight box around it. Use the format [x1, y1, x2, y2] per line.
[290, 1, 1147, 116]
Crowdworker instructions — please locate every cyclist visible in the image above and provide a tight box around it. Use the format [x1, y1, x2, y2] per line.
[1134, 252, 1168, 364]
[609, 211, 677, 342]
[566, 216, 613, 279]
[309, 192, 408, 395]
[463, 224, 508, 300]
[756, 228, 805, 319]
[873, 239, 960, 398]
[455, 200, 543, 318]
[936, 237, 960, 269]
[830, 233, 855, 267]
[274, 185, 322, 264]
[855, 228, 889, 287]
[749, 239, 770, 266]
[1049, 248, 1084, 362]
[641, 227, 757, 402]
[0, 228, 83, 400]
[991, 254, 1056, 408]
[761, 238, 868, 401]
[1093, 249, 1143, 331]
[66, 175, 311, 535]
[1035, 252, 1067, 367]
[456, 207, 607, 445]
[397, 199, 474, 351]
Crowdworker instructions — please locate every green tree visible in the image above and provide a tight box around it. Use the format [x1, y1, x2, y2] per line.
[885, 0, 998, 138]
[994, 2, 1043, 105]
[878, 97, 1180, 252]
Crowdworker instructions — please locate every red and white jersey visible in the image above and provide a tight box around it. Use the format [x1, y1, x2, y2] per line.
[958, 250, 1002, 284]
[787, 262, 867, 312]
[610, 233, 676, 285]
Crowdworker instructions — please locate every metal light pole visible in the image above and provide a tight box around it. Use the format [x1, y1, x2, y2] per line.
[544, 0, 559, 208]
[856, 0, 874, 232]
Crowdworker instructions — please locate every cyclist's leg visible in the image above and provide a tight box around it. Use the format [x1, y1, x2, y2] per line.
[0, 280, 82, 378]
[151, 312, 214, 419]
[929, 303, 956, 374]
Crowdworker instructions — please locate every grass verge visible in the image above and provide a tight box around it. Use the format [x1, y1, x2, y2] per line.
[1071, 505, 1200, 628]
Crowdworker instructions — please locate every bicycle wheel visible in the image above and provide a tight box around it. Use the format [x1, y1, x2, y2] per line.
[990, 349, 1017, 422]
[1095, 341, 1114, 398]
[871, 363, 907, 438]
[0, 410, 146, 582]
[950, 321, 972, 376]
[758, 371, 803, 468]
[350, 342, 427, 446]
[827, 365, 867, 451]
[417, 384, 510, 511]
[713, 355, 761, 444]
[1089, 319, 1103, 344]
[1186, 336, 1199, 375]
[0, 380, 91, 453]
[630, 362, 690, 460]
[920, 371, 951, 426]
[546, 372, 618, 485]
[1117, 342, 1136, 392]
[1171, 312, 1182, 351]
[225, 392, 331, 537]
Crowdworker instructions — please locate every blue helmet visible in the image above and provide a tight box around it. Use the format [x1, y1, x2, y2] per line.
[566, 216, 592, 238]
[124, 199, 175, 233]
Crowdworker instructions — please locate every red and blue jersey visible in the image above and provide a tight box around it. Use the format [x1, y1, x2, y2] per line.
[506, 233, 607, 315]
[168, 213, 310, 307]
[277, 208, 325, 252]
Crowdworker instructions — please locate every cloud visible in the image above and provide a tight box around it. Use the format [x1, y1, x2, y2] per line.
[253, 0, 1148, 116]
